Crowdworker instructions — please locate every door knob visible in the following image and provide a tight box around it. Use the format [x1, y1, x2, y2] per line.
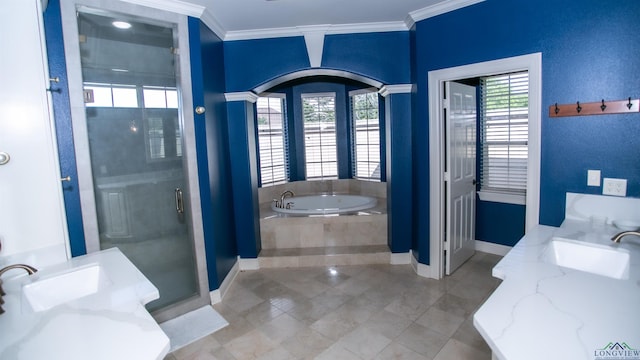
[0, 152, 9, 165]
[195, 106, 205, 115]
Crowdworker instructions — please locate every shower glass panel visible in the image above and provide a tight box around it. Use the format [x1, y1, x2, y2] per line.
[77, 11, 198, 312]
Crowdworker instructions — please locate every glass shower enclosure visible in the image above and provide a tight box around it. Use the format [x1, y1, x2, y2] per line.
[60, 2, 210, 321]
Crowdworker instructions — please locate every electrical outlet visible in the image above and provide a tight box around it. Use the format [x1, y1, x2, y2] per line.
[587, 170, 601, 186]
[602, 178, 627, 196]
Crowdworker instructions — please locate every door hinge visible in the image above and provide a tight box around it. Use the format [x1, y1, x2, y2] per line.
[170, 47, 179, 55]
[443, 172, 450, 182]
[442, 98, 449, 109]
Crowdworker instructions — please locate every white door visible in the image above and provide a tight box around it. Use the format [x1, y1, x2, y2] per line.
[445, 81, 476, 275]
[0, 0, 68, 261]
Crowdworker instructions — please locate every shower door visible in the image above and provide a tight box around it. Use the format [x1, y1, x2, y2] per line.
[62, 4, 209, 321]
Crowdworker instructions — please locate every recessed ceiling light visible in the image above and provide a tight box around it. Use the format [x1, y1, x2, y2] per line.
[111, 68, 129, 72]
[112, 21, 131, 29]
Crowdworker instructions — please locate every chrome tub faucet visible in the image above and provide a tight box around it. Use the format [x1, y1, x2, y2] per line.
[273, 190, 294, 209]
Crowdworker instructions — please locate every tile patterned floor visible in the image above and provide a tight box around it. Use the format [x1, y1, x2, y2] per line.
[164, 252, 502, 360]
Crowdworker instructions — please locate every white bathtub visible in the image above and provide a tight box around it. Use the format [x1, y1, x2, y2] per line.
[271, 194, 377, 215]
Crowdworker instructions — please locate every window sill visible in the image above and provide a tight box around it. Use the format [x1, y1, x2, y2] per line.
[477, 191, 525, 206]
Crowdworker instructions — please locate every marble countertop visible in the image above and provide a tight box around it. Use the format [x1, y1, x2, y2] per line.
[474, 220, 640, 360]
[0, 248, 169, 360]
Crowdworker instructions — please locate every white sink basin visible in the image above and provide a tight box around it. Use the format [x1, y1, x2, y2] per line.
[22, 264, 112, 312]
[542, 238, 630, 279]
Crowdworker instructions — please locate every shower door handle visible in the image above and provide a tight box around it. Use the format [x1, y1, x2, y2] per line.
[175, 188, 184, 214]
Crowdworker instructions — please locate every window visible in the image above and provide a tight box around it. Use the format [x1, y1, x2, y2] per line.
[479, 71, 529, 200]
[350, 90, 380, 181]
[302, 93, 337, 180]
[84, 83, 138, 108]
[256, 96, 288, 186]
[143, 86, 179, 109]
[82, 82, 182, 161]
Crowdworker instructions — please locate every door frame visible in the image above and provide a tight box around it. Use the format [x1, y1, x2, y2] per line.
[427, 53, 542, 279]
[59, 0, 210, 322]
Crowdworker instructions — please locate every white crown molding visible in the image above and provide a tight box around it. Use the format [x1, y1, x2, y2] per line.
[200, 8, 227, 40]
[224, 92, 259, 103]
[130, 0, 482, 41]
[224, 21, 408, 41]
[409, 0, 485, 23]
[379, 84, 414, 97]
[119, 0, 204, 17]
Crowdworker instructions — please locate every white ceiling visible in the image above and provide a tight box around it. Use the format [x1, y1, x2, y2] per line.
[124, 0, 482, 40]
[204, 0, 443, 32]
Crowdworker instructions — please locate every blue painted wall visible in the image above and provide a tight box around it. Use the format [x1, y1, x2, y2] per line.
[322, 32, 411, 85]
[413, 0, 640, 264]
[226, 100, 261, 258]
[385, 93, 413, 253]
[43, 0, 86, 257]
[223, 32, 411, 92]
[188, 18, 237, 289]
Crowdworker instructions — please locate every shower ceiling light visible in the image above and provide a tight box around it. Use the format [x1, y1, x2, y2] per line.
[112, 21, 132, 29]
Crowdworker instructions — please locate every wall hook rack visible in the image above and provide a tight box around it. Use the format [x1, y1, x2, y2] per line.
[549, 97, 639, 117]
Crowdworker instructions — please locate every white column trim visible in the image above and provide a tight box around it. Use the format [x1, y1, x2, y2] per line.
[379, 84, 414, 97]
[302, 27, 327, 68]
[224, 91, 259, 103]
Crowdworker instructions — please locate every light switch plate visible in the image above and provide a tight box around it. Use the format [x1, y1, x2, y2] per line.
[587, 170, 601, 186]
[603, 178, 627, 196]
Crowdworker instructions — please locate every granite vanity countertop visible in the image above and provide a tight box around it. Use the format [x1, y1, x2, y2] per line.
[0, 248, 169, 360]
[474, 220, 640, 360]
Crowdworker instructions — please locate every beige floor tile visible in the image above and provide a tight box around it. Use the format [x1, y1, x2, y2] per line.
[451, 317, 492, 354]
[415, 307, 466, 338]
[375, 342, 429, 360]
[433, 339, 490, 360]
[395, 323, 449, 359]
[363, 309, 413, 339]
[315, 342, 363, 360]
[223, 329, 279, 359]
[280, 328, 336, 359]
[339, 326, 392, 359]
[170, 253, 500, 360]
[258, 313, 307, 344]
[241, 300, 286, 327]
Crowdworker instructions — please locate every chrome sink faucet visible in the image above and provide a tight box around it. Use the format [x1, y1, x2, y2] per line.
[611, 230, 640, 243]
[0, 264, 38, 315]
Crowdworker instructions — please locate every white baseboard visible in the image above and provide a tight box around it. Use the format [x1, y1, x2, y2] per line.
[209, 259, 240, 304]
[410, 252, 436, 279]
[390, 251, 412, 265]
[475, 240, 512, 256]
[238, 257, 260, 270]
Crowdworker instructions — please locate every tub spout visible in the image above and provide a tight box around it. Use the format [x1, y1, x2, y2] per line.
[280, 190, 294, 208]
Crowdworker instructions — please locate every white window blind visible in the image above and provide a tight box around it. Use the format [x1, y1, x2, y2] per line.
[480, 71, 529, 195]
[257, 96, 288, 186]
[350, 91, 380, 181]
[302, 93, 337, 180]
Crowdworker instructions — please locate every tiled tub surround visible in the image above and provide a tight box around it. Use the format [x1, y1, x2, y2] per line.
[474, 193, 640, 360]
[258, 180, 388, 267]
